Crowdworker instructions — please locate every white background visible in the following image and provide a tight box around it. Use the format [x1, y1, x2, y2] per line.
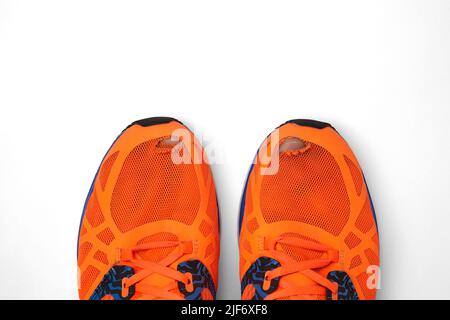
[1, 0, 450, 300]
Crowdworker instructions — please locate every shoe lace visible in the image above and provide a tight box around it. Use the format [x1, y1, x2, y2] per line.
[117, 240, 194, 300]
[260, 236, 339, 300]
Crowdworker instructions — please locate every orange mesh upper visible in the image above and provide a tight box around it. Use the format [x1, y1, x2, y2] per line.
[205, 243, 214, 258]
[199, 220, 212, 238]
[78, 242, 92, 265]
[110, 138, 200, 233]
[355, 197, 374, 234]
[239, 122, 379, 300]
[96, 228, 115, 245]
[372, 233, 379, 246]
[260, 143, 350, 236]
[80, 265, 100, 298]
[344, 232, 362, 249]
[239, 255, 247, 273]
[85, 191, 105, 227]
[357, 272, 376, 300]
[80, 226, 87, 237]
[93, 250, 109, 265]
[350, 255, 362, 270]
[242, 240, 252, 254]
[247, 218, 259, 234]
[364, 248, 379, 266]
[78, 120, 219, 300]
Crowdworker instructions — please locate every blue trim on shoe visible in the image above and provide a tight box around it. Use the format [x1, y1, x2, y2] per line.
[363, 174, 378, 232]
[76, 132, 124, 257]
[238, 163, 255, 236]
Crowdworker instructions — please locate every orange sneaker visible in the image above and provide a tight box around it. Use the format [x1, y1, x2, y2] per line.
[77, 117, 220, 300]
[239, 119, 380, 300]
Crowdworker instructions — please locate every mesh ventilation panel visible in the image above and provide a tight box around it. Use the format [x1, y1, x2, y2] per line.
[355, 197, 374, 234]
[260, 143, 350, 236]
[78, 242, 93, 265]
[344, 232, 362, 249]
[200, 220, 212, 237]
[111, 138, 200, 233]
[80, 265, 100, 298]
[357, 272, 376, 299]
[364, 248, 379, 266]
[246, 218, 259, 234]
[350, 255, 362, 270]
[93, 250, 109, 265]
[96, 228, 115, 245]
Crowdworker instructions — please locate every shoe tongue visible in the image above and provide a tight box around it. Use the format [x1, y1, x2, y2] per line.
[136, 232, 178, 262]
[277, 233, 323, 262]
[135, 232, 181, 296]
[276, 233, 327, 300]
[278, 274, 327, 300]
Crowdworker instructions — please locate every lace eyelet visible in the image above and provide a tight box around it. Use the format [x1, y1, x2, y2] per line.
[184, 273, 194, 293]
[262, 272, 272, 291]
[121, 278, 130, 298]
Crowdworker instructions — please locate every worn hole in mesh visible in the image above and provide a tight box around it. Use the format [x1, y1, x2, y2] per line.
[279, 137, 307, 154]
[157, 136, 180, 148]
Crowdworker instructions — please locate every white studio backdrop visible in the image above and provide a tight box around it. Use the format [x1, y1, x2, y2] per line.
[0, 0, 450, 299]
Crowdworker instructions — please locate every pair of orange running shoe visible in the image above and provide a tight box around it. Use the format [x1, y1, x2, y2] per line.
[77, 117, 380, 300]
